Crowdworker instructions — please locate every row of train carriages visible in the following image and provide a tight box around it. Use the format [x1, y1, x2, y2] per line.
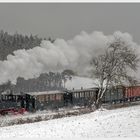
[102, 85, 140, 104]
[25, 85, 140, 111]
[24, 88, 98, 112]
[1, 85, 140, 114]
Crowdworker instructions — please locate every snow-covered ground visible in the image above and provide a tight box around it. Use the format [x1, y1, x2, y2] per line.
[0, 105, 140, 138]
[65, 76, 97, 90]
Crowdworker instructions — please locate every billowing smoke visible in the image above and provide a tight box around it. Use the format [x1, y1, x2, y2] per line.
[0, 31, 139, 84]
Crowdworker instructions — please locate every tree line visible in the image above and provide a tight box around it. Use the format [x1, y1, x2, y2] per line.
[0, 70, 74, 93]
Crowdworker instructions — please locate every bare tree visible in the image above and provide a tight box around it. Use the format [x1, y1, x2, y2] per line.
[91, 37, 139, 109]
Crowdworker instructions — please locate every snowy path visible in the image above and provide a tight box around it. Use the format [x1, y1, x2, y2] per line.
[0, 105, 140, 138]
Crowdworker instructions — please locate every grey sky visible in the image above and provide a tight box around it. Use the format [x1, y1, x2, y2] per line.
[0, 3, 140, 43]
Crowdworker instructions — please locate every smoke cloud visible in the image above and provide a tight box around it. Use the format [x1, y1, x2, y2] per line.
[0, 31, 139, 84]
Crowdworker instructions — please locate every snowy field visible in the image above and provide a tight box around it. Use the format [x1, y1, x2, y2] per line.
[0, 105, 140, 138]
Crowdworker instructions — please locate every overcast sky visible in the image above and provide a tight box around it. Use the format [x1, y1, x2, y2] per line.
[0, 3, 140, 43]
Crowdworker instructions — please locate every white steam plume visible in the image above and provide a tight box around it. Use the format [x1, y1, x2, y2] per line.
[0, 31, 139, 84]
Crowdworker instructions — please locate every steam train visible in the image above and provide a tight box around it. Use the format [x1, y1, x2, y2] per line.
[1, 85, 140, 115]
[0, 91, 26, 115]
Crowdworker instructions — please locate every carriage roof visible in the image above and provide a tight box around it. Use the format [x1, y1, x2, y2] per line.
[26, 90, 65, 96]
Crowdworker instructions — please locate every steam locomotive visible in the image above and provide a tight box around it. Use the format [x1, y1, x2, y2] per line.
[0, 90, 26, 115]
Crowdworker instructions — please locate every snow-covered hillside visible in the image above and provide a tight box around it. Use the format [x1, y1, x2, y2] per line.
[65, 76, 97, 90]
[0, 105, 140, 138]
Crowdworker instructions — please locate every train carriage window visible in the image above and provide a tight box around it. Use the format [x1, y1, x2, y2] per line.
[45, 95, 49, 101]
[84, 92, 86, 97]
[43, 95, 45, 102]
[78, 92, 80, 98]
[88, 92, 90, 97]
[79, 92, 81, 98]
[89, 91, 91, 97]
[77, 92, 80, 98]
[38, 96, 41, 102]
[13, 95, 15, 101]
[89, 92, 91, 97]
[89, 91, 92, 97]
[74, 92, 79, 98]
[50, 94, 56, 101]
[83, 92, 85, 97]
[85, 92, 89, 97]
[5, 95, 8, 100]
[74, 93, 77, 98]
[38, 95, 45, 102]
[90, 92, 92, 97]
[90, 91, 93, 97]
[56, 94, 62, 101]
[84, 92, 87, 97]
[16, 95, 19, 101]
[80, 92, 84, 97]
[8, 95, 13, 100]
[82, 92, 85, 97]
[79, 92, 82, 97]
[76, 93, 78, 98]
[73, 93, 75, 98]
[79, 92, 80, 97]
[87, 92, 90, 97]
[73, 93, 77, 98]
[76, 92, 80, 98]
